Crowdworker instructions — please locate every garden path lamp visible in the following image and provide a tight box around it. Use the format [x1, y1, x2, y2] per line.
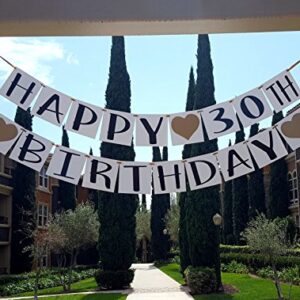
[213, 213, 222, 226]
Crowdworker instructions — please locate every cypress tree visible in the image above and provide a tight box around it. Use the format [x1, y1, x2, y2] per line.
[11, 108, 36, 273]
[268, 112, 289, 218]
[98, 37, 138, 274]
[248, 124, 266, 219]
[185, 35, 221, 288]
[179, 67, 195, 271]
[141, 194, 147, 212]
[151, 147, 169, 260]
[58, 127, 76, 211]
[232, 125, 249, 244]
[222, 141, 234, 245]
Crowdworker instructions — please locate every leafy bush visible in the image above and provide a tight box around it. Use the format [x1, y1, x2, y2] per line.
[184, 266, 217, 294]
[221, 253, 300, 271]
[221, 260, 249, 274]
[95, 269, 134, 290]
[280, 266, 300, 285]
[256, 267, 276, 279]
[0, 268, 96, 296]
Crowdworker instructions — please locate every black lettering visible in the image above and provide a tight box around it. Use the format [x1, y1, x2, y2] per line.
[124, 165, 147, 192]
[7, 72, 36, 105]
[209, 107, 234, 133]
[140, 117, 164, 144]
[72, 104, 98, 130]
[157, 164, 181, 191]
[18, 134, 46, 163]
[90, 159, 112, 189]
[250, 131, 277, 160]
[53, 149, 80, 180]
[240, 96, 265, 119]
[36, 94, 63, 124]
[228, 149, 252, 177]
[189, 160, 217, 186]
[107, 113, 131, 141]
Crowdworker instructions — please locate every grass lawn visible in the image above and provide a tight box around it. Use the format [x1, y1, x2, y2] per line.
[159, 263, 300, 300]
[16, 277, 98, 296]
[27, 294, 126, 300]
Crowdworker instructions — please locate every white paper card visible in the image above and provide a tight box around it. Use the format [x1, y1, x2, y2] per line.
[100, 110, 135, 146]
[263, 71, 300, 112]
[277, 107, 300, 150]
[118, 162, 152, 194]
[153, 161, 186, 194]
[135, 114, 168, 146]
[233, 88, 273, 128]
[46, 145, 86, 184]
[82, 156, 119, 193]
[201, 102, 240, 140]
[247, 128, 288, 168]
[9, 130, 53, 171]
[65, 100, 103, 138]
[0, 114, 22, 155]
[0, 68, 42, 109]
[32, 86, 73, 126]
[169, 111, 204, 145]
[217, 142, 255, 181]
[185, 153, 222, 190]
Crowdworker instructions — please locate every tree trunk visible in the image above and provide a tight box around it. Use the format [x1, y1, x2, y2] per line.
[34, 264, 41, 300]
[272, 262, 283, 300]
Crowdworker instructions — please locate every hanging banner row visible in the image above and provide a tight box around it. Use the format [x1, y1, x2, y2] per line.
[0, 61, 300, 147]
[1, 105, 300, 194]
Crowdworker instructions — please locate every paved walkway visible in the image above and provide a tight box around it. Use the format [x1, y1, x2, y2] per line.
[127, 263, 193, 300]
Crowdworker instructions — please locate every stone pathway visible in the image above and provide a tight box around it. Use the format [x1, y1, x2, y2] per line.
[127, 263, 193, 300]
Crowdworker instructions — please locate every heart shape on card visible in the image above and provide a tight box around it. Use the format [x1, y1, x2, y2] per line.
[171, 114, 200, 140]
[281, 113, 300, 139]
[0, 118, 19, 142]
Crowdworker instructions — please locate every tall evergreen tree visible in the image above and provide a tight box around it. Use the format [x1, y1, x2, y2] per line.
[58, 127, 76, 211]
[222, 141, 234, 245]
[141, 194, 147, 212]
[11, 108, 36, 273]
[268, 112, 289, 218]
[232, 125, 249, 244]
[151, 147, 169, 260]
[248, 124, 266, 219]
[179, 67, 195, 271]
[98, 37, 138, 273]
[185, 35, 221, 288]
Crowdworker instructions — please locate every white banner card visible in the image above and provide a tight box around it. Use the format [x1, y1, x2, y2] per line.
[0, 68, 42, 110]
[9, 130, 53, 171]
[277, 107, 300, 151]
[247, 128, 288, 168]
[263, 71, 300, 112]
[32, 86, 73, 126]
[82, 156, 119, 193]
[201, 102, 240, 140]
[152, 161, 186, 194]
[217, 142, 255, 181]
[0, 114, 22, 155]
[46, 146, 86, 184]
[135, 114, 168, 146]
[100, 110, 134, 146]
[185, 153, 222, 190]
[169, 112, 204, 145]
[118, 162, 152, 194]
[233, 88, 273, 128]
[65, 100, 103, 138]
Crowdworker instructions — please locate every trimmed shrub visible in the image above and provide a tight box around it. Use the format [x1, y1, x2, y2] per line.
[221, 253, 300, 271]
[95, 269, 134, 290]
[221, 260, 249, 274]
[184, 266, 217, 294]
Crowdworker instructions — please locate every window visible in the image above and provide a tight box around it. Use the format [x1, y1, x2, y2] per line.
[39, 167, 48, 189]
[39, 254, 48, 268]
[38, 204, 48, 227]
[288, 170, 298, 205]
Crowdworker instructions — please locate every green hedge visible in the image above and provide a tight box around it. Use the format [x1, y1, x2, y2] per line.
[221, 253, 300, 271]
[0, 268, 96, 296]
[95, 269, 134, 290]
[220, 245, 300, 257]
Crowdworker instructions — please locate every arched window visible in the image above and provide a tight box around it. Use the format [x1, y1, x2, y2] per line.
[288, 170, 298, 205]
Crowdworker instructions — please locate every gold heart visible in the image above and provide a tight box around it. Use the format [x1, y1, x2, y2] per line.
[0, 118, 18, 142]
[171, 114, 200, 140]
[281, 113, 300, 139]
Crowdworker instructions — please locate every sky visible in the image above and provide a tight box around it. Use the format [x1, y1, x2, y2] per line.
[0, 31, 300, 162]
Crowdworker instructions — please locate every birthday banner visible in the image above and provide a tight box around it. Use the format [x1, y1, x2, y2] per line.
[0, 57, 300, 147]
[1, 105, 300, 194]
